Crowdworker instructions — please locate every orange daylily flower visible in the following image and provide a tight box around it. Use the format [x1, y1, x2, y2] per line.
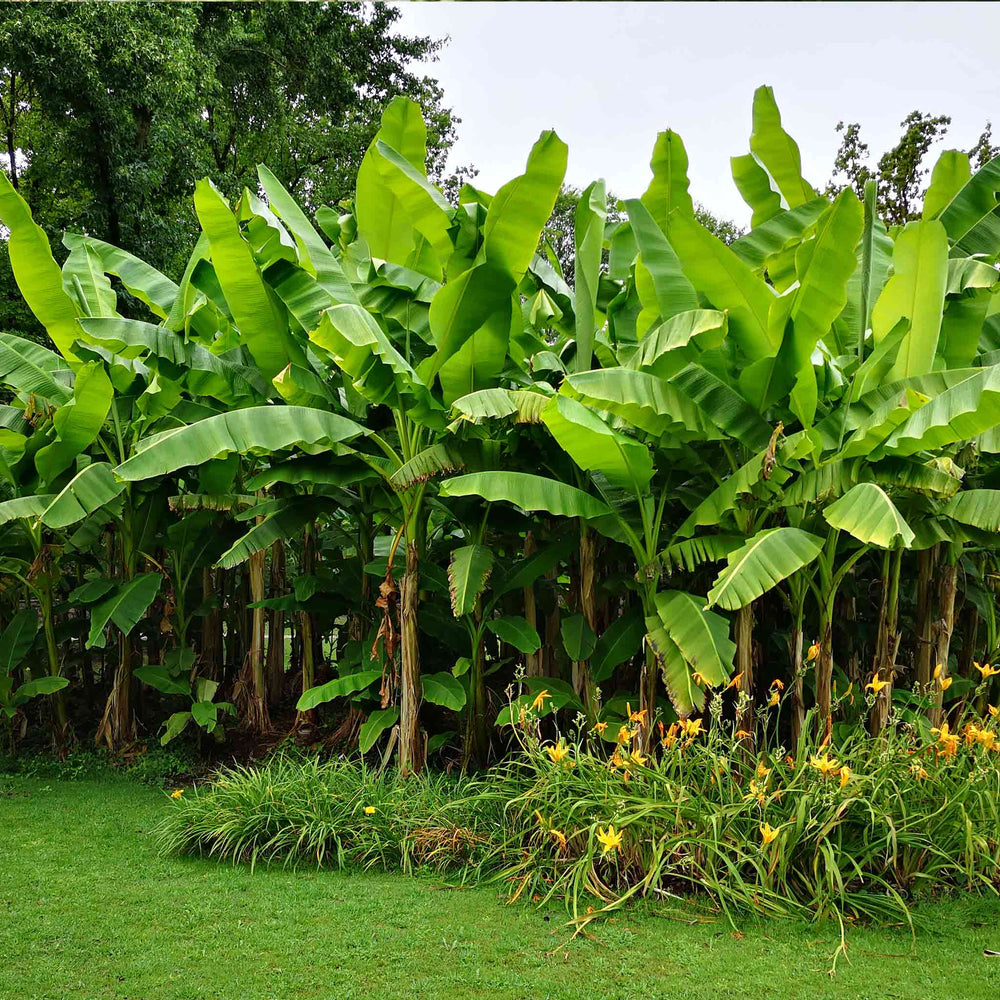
[530, 689, 551, 712]
[866, 675, 890, 695]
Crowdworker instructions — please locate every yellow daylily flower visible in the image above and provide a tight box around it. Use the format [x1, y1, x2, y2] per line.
[767, 691, 780, 707]
[975, 662, 1000, 681]
[546, 741, 570, 763]
[979, 729, 997, 751]
[660, 722, 680, 750]
[809, 753, 840, 778]
[681, 718, 704, 738]
[550, 828, 567, 850]
[531, 689, 552, 712]
[806, 641, 820, 662]
[756, 761, 771, 779]
[734, 729, 753, 740]
[759, 822, 779, 846]
[363, 805, 376, 815]
[743, 779, 766, 805]
[596, 824, 623, 855]
[726, 672, 744, 691]
[170, 788, 184, 799]
[930, 722, 959, 757]
[865, 675, 890, 694]
[626, 702, 648, 725]
[770, 678, 785, 692]
[592, 720, 608, 735]
[839, 766, 851, 789]
[617, 724, 637, 745]
[989, 704, 999, 719]
[628, 749, 648, 767]
[939, 675, 953, 691]
[692, 672, 709, 688]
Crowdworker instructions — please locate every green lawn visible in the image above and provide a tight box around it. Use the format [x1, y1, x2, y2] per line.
[2, 777, 1000, 999]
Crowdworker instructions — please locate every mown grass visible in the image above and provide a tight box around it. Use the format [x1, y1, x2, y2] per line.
[3, 776, 1000, 999]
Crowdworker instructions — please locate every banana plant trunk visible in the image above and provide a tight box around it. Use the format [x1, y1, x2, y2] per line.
[239, 549, 270, 732]
[869, 549, 902, 737]
[573, 524, 599, 718]
[265, 540, 286, 704]
[915, 546, 937, 689]
[200, 567, 223, 680]
[295, 522, 317, 728]
[789, 619, 805, 748]
[464, 604, 489, 768]
[523, 532, 542, 677]
[38, 571, 69, 742]
[931, 555, 959, 727]
[736, 603, 755, 737]
[399, 537, 423, 775]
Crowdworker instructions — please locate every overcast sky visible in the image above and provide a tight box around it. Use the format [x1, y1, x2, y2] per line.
[393, 1, 998, 225]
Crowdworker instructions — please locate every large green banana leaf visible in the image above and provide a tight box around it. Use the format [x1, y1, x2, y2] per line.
[0, 333, 72, 403]
[0, 172, 81, 360]
[311, 303, 442, 425]
[0, 495, 55, 526]
[0, 608, 38, 674]
[62, 233, 178, 318]
[116, 407, 369, 481]
[871, 219, 949, 381]
[448, 544, 494, 618]
[571, 178, 606, 373]
[561, 368, 716, 443]
[937, 155, 1000, 253]
[256, 165, 358, 305]
[730, 200, 827, 271]
[41, 463, 126, 529]
[193, 179, 304, 379]
[730, 153, 781, 228]
[881, 364, 1000, 456]
[640, 129, 694, 233]
[216, 497, 340, 569]
[748, 85, 816, 209]
[655, 589, 736, 691]
[707, 526, 825, 610]
[86, 572, 162, 649]
[822, 482, 914, 548]
[35, 362, 113, 483]
[668, 210, 777, 368]
[944, 489, 1000, 532]
[427, 130, 567, 373]
[542, 394, 653, 494]
[62, 240, 117, 318]
[625, 199, 698, 326]
[439, 471, 611, 520]
[79, 317, 265, 401]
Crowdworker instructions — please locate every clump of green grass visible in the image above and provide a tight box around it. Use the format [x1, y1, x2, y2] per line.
[156, 755, 506, 873]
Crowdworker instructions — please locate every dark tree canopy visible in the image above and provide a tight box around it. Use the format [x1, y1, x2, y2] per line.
[0, 1, 456, 329]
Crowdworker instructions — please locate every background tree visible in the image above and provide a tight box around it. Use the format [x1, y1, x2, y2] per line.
[0, 1, 457, 331]
[825, 110, 1000, 225]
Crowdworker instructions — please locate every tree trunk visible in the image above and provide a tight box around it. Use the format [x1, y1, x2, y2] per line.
[523, 532, 542, 678]
[736, 603, 755, 738]
[931, 559, 958, 727]
[399, 539, 423, 775]
[265, 541, 286, 705]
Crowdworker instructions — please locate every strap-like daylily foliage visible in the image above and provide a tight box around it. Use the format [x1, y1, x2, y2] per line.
[0, 87, 999, 763]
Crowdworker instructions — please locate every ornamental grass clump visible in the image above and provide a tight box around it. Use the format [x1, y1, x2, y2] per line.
[155, 755, 502, 873]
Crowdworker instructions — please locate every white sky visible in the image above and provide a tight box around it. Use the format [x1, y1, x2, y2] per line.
[393, 1, 999, 225]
